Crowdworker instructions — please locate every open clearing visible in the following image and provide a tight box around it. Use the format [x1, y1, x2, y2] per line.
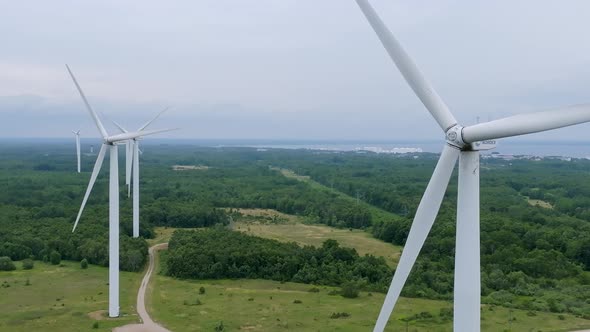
[171, 165, 209, 171]
[149, 265, 590, 332]
[232, 208, 401, 267]
[0, 261, 141, 332]
[2, 249, 590, 331]
[527, 198, 554, 209]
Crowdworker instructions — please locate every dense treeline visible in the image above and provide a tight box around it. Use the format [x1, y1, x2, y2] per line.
[0, 144, 151, 271]
[253, 148, 590, 315]
[141, 165, 372, 229]
[0, 205, 148, 271]
[0, 143, 376, 273]
[4, 142, 590, 315]
[166, 229, 391, 290]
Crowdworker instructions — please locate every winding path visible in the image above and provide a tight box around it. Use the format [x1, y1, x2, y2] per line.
[113, 243, 170, 332]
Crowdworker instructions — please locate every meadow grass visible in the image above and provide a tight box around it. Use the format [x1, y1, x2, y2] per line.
[0, 260, 141, 332]
[232, 209, 401, 267]
[150, 270, 590, 332]
[1, 252, 589, 331]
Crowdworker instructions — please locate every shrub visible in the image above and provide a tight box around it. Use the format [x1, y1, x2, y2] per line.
[49, 251, 61, 265]
[293, 299, 302, 304]
[308, 287, 320, 293]
[214, 321, 224, 331]
[340, 282, 359, 299]
[330, 312, 350, 319]
[22, 258, 34, 270]
[439, 307, 453, 320]
[81, 259, 88, 269]
[92, 322, 99, 329]
[199, 286, 205, 294]
[416, 311, 434, 320]
[0, 256, 16, 271]
[184, 298, 202, 306]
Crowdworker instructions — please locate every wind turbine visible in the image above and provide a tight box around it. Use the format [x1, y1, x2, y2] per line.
[66, 64, 174, 318]
[353, 1, 590, 331]
[111, 107, 170, 238]
[72, 130, 81, 173]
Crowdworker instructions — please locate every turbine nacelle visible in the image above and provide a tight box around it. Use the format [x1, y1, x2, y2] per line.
[105, 128, 177, 144]
[445, 125, 497, 151]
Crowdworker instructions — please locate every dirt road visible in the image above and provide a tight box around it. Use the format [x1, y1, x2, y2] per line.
[113, 243, 170, 332]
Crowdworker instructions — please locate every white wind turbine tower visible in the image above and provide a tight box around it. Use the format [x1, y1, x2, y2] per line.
[111, 107, 170, 238]
[66, 64, 174, 318]
[72, 130, 81, 173]
[353, 1, 590, 331]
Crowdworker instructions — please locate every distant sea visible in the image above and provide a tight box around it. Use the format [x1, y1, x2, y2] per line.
[3, 138, 590, 159]
[168, 139, 590, 159]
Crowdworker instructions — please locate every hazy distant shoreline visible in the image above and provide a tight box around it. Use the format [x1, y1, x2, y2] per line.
[1, 138, 589, 158]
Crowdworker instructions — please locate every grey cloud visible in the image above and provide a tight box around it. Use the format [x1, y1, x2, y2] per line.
[0, 1, 589, 141]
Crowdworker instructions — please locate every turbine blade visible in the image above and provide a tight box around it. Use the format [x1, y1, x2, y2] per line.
[138, 107, 170, 131]
[107, 128, 178, 143]
[374, 144, 459, 332]
[65, 65, 109, 139]
[72, 143, 107, 232]
[112, 120, 129, 134]
[354, 0, 457, 132]
[462, 104, 590, 143]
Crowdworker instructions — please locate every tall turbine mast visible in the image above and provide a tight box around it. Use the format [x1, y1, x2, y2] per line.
[111, 106, 171, 238]
[66, 64, 175, 317]
[353, 1, 590, 331]
[72, 130, 81, 173]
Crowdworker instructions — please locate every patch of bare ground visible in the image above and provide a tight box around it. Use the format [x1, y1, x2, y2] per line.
[171, 165, 209, 171]
[88, 310, 108, 320]
[526, 198, 553, 209]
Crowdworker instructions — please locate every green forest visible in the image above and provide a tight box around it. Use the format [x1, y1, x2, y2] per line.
[2, 142, 590, 317]
[166, 229, 390, 291]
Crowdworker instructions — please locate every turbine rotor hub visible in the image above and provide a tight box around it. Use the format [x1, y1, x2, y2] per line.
[445, 125, 466, 149]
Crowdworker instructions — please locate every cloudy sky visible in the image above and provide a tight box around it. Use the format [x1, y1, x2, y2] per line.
[1, 0, 589, 141]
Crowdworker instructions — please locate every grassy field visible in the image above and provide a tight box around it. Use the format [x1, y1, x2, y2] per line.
[232, 208, 401, 267]
[2, 250, 590, 332]
[150, 263, 590, 332]
[0, 260, 142, 332]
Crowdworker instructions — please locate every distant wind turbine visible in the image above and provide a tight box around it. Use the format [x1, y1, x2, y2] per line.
[111, 106, 171, 238]
[72, 130, 81, 173]
[66, 64, 175, 318]
[353, 0, 590, 331]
